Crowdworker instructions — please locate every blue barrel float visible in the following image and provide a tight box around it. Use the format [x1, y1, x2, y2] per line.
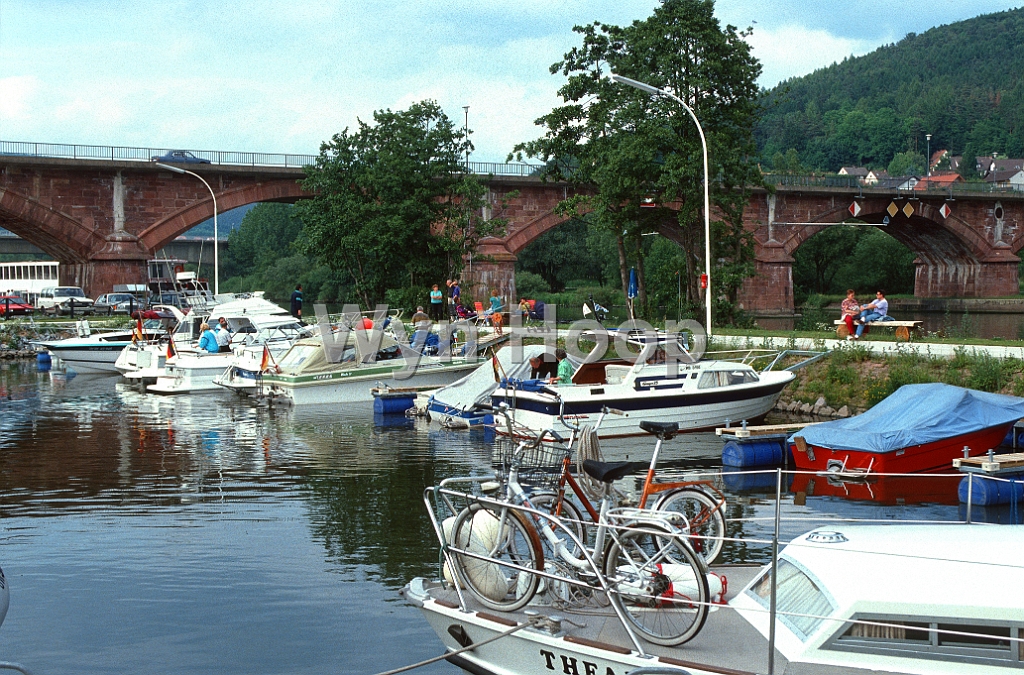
[36, 351, 51, 371]
[372, 388, 418, 415]
[721, 438, 788, 467]
[958, 473, 1024, 506]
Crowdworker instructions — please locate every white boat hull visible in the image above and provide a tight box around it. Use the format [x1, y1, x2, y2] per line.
[265, 363, 479, 405]
[44, 345, 126, 373]
[147, 353, 235, 394]
[498, 384, 789, 438]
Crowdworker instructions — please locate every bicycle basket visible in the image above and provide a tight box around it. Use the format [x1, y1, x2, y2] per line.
[494, 441, 568, 490]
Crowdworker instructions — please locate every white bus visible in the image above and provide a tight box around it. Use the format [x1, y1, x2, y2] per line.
[0, 260, 60, 304]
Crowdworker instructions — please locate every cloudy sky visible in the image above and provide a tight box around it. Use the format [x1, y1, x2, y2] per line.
[0, 0, 1021, 163]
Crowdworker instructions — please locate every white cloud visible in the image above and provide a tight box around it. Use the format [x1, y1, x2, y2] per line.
[0, 76, 41, 120]
[745, 25, 882, 88]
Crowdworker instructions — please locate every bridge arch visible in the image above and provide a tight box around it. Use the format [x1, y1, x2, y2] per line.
[139, 179, 307, 252]
[0, 188, 105, 263]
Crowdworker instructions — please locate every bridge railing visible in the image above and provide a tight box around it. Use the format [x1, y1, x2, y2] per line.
[0, 140, 544, 176]
[763, 172, 1024, 194]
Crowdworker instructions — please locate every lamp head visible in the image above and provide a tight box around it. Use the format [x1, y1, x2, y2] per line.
[609, 73, 663, 96]
[152, 161, 186, 175]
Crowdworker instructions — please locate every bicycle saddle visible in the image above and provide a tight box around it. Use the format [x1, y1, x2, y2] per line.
[640, 421, 678, 440]
[582, 459, 647, 484]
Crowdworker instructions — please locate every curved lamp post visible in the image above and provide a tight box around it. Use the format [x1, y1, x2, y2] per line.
[610, 73, 712, 338]
[153, 162, 219, 295]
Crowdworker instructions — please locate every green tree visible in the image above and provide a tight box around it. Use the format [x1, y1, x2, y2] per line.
[222, 203, 304, 279]
[296, 101, 500, 308]
[793, 226, 862, 297]
[515, 218, 604, 291]
[887, 150, 925, 177]
[511, 0, 762, 324]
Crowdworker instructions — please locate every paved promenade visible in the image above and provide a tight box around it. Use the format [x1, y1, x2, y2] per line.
[716, 333, 1024, 360]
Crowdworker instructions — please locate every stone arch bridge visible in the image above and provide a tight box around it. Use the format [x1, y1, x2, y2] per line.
[1, 154, 1021, 310]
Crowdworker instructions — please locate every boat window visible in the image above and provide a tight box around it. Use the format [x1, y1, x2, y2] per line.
[747, 559, 835, 641]
[829, 615, 1021, 666]
[278, 345, 320, 369]
[697, 371, 719, 389]
[728, 370, 760, 385]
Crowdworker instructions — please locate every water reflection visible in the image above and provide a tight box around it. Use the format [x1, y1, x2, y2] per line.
[0, 360, 1001, 674]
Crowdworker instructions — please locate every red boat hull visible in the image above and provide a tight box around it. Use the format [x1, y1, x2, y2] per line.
[790, 472, 962, 505]
[789, 423, 1013, 474]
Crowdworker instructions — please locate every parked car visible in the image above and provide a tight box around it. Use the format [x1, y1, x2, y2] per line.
[94, 293, 146, 315]
[0, 295, 33, 317]
[150, 150, 211, 165]
[37, 286, 95, 315]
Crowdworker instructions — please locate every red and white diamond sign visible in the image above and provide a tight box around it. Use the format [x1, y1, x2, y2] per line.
[849, 201, 861, 217]
[940, 203, 952, 219]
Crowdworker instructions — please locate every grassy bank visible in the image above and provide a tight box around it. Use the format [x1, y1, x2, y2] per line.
[779, 342, 1024, 414]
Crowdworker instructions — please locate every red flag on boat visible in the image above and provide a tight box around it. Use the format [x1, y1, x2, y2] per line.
[134, 317, 144, 342]
[260, 345, 270, 372]
[166, 336, 176, 359]
[491, 350, 500, 383]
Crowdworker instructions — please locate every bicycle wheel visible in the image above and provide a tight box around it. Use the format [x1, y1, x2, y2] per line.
[653, 488, 726, 565]
[528, 492, 587, 557]
[449, 503, 544, 612]
[603, 524, 709, 646]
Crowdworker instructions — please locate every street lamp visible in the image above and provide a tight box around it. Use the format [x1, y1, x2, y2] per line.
[926, 134, 932, 176]
[463, 105, 470, 170]
[611, 73, 712, 338]
[152, 161, 219, 295]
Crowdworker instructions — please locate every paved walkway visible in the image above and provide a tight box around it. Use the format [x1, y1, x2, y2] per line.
[715, 334, 1024, 360]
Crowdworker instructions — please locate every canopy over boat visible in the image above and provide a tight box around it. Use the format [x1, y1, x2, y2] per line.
[791, 383, 1024, 454]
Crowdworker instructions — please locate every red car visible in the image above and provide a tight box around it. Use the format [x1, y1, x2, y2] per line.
[0, 295, 33, 317]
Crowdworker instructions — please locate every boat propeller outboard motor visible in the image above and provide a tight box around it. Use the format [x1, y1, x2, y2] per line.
[0, 567, 9, 629]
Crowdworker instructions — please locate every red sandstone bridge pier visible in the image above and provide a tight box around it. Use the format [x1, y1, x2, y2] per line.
[2, 142, 1022, 312]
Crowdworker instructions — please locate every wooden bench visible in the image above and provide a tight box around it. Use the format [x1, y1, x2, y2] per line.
[834, 319, 921, 341]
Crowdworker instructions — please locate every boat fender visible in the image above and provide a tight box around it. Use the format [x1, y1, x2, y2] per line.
[652, 564, 725, 604]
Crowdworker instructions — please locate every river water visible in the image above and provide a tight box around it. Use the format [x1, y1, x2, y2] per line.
[0, 361, 1012, 675]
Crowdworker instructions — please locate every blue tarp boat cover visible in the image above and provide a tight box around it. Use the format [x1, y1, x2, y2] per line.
[790, 383, 1024, 454]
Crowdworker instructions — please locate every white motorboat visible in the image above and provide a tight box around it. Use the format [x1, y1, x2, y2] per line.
[257, 332, 483, 405]
[34, 314, 176, 374]
[405, 510, 1024, 675]
[116, 296, 292, 384]
[213, 323, 316, 396]
[146, 315, 307, 395]
[493, 337, 796, 438]
[418, 344, 551, 427]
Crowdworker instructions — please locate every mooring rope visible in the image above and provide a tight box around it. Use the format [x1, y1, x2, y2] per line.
[575, 425, 606, 501]
[369, 615, 544, 675]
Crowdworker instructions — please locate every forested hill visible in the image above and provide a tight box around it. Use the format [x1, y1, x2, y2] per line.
[756, 7, 1024, 172]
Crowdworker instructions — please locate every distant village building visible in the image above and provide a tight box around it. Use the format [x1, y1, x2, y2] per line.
[986, 169, 1021, 188]
[839, 166, 869, 178]
[1011, 170, 1024, 191]
[876, 176, 919, 190]
[864, 169, 889, 185]
[914, 173, 964, 190]
[988, 158, 1024, 174]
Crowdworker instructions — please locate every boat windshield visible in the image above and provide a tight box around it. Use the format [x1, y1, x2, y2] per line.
[747, 559, 835, 641]
[277, 345, 321, 370]
[697, 369, 759, 389]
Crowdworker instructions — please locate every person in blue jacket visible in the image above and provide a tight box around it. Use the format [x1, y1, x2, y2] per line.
[198, 323, 219, 354]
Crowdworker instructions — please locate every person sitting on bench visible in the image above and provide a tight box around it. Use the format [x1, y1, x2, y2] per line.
[840, 288, 860, 338]
[854, 289, 893, 339]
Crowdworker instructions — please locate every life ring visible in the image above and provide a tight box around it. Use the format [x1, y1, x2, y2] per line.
[174, 265, 185, 274]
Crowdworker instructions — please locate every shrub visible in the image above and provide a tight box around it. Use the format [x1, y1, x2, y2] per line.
[966, 353, 1014, 392]
[515, 271, 550, 298]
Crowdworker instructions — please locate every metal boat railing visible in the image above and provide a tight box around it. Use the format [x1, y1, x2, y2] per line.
[423, 466, 1024, 673]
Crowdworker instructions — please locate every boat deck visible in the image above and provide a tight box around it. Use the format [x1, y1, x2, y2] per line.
[426, 566, 783, 672]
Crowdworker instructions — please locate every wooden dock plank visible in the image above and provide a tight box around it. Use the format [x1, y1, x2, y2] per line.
[953, 452, 1024, 474]
[716, 422, 813, 438]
